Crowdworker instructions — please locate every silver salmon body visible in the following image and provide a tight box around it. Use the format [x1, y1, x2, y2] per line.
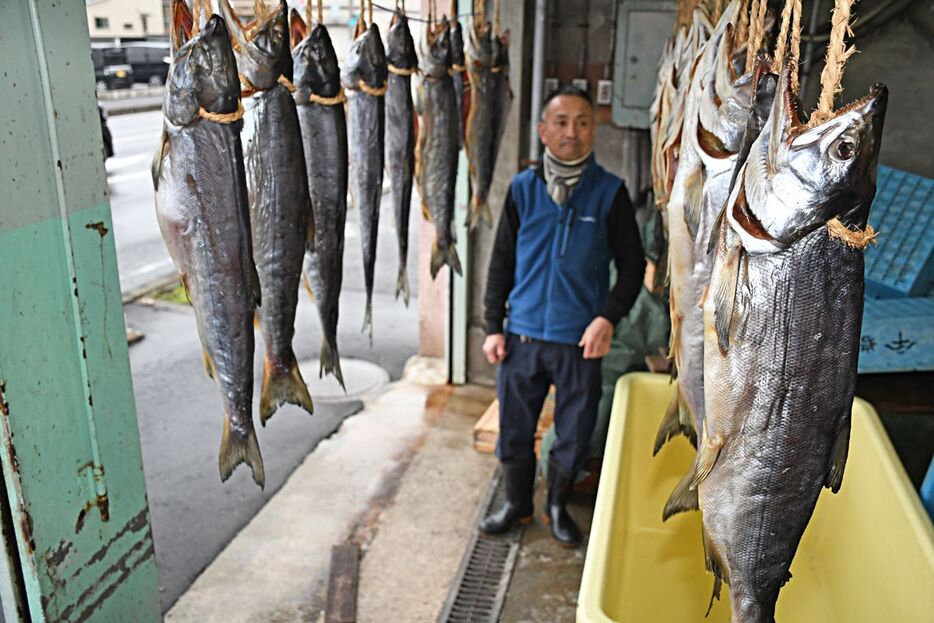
[385, 9, 418, 305]
[153, 6, 264, 487]
[342, 20, 388, 339]
[291, 11, 349, 388]
[697, 67, 887, 622]
[222, 0, 315, 424]
[416, 19, 462, 279]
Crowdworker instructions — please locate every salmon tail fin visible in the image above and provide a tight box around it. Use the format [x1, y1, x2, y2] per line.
[396, 266, 411, 307]
[319, 338, 346, 392]
[662, 469, 699, 520]
[447, 243, 463, 276]
[653, 384, 696, 455]
[302, 271, 316, 303]
[259, 356, 314, 425]
[430, 241, 444, 279]
[467, 197, 493, 230]
[219, 418, 265, 489]
[202, 349, 215, 380]
[825, 416, 851, 493]
[703, 528, 726, 617]
[361, 294, 373, 344]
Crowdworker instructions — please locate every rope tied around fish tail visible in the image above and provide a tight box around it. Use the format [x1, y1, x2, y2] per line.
[307, 87, 347, 106]
[278, 75, 297, 93]
[240, 74, 297, 97]
[198, 102, 245, 124]
[357, 79, 389, 96]
[388, 64, 418, 76]
[812, 0, 857, 126]
[449, 63, 466, 74]
[827, 217, 877, 249]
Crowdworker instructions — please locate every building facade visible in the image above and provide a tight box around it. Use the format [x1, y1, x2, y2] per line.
[86, 0, 167, 41]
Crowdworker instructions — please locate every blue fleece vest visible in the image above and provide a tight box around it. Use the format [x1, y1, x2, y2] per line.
[506, 158, 624, 344]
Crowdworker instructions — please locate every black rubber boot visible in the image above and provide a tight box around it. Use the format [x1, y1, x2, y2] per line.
[544, 462, 582, 547]
[478, 458, 536, 534]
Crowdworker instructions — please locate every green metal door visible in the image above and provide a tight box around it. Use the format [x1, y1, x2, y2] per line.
[0, 1, 161, 620]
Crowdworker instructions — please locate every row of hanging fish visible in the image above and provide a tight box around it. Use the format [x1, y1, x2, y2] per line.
[152, 0, 512, 487]
[648, 1, 887, 620]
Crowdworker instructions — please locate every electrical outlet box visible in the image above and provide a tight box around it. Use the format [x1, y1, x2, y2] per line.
[544, 77, 559, 96]
[596, 79, 613, 106]
[571, 78, 589, 93]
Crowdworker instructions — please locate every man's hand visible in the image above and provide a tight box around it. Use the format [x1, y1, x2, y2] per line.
[483, 333, 508, 364]
[579, 317, 613, 359]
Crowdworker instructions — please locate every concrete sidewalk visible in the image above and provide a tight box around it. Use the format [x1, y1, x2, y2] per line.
[163, 372, 597, 622]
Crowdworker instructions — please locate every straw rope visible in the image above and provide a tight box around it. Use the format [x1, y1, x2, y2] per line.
[812, 0, 857, 125]
[307, 88, 346, 106]
[745, 0, 768, 73]
[388, 64, 418, 76]
[318, 0, 324, 25]
[450, 63, 466, 73]
[774, 0, 803, 89]
[358, 80, 388, 96]
[198, 102, 245, 123]
[278, 75, 297, 93]
[827, 217, 877, 249]
[736, 0, 749, 44]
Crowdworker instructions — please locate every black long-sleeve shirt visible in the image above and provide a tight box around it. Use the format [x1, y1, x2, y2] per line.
[484, 170, 646, 335]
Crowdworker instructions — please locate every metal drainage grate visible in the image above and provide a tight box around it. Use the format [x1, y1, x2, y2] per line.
[438, 469, 527, 623]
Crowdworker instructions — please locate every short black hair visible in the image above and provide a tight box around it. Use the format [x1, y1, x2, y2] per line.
[541, 84, 593, 118]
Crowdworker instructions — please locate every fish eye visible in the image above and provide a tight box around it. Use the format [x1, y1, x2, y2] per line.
[836, 139, 855, 161]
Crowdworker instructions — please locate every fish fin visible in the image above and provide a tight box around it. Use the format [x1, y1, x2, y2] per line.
[396, 266, 411, 307]
[447, 244, 463, 276]
[467, 197, 493, 230]
[430, 241, 444, 279]
[662, 469, 699, 521]
[361, 294, 373, 343]
[171, 0, 194, 52]
[713, 240, 742, 353]
[653, 384, 697, 455]
[219, 418, 265, 489]
[319, 338, 346, 391]
[202, 349, 215, 380]
[260, 356, 314, 425]
[289, 8, 307, 49]
[682, 166, 705, 239]
[151, 128, 169, 190]
[301, 271, 316, 303]
[703, 528, 726, 617]
[707, 203, 727, 256]
[180, 272, 192, 302]
[689, 434, 724, 490]
[825, 416, 851, 493]
[668, 298, 681, 370]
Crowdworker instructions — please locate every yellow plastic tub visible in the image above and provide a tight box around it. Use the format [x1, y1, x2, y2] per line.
[578, 372, 934, 622]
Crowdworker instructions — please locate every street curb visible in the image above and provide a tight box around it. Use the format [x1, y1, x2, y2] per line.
[122, 271, 179, 304]
[106, 103, 162, 117]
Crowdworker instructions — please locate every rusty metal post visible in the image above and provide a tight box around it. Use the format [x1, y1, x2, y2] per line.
[0, 1, 161, 620]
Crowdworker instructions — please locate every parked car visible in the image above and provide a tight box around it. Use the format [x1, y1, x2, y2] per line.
[91, 44, 133, 90]
[123, 42, 170, 86]
[99, 105, 113, 160]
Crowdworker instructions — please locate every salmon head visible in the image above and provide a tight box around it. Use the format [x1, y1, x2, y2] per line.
[341, 22, 387, 90]
[728, 64, 888, 254]
[419, 17, 452, 79]
[291, 12, 341, 98]
[220, 0, 291, 89]
[697, 1, 754, 158]
[466, 18, 493, 67]
[164, 8, 240, 126]
[386, 10, 418, 71]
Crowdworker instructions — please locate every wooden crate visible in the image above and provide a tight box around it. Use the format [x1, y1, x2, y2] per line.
[473, 386, 556, 456]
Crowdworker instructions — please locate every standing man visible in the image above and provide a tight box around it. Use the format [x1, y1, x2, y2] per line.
[480, 86, 645, 547]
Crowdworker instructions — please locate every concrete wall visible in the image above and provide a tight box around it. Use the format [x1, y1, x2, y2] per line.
[799, 1, 934, 178]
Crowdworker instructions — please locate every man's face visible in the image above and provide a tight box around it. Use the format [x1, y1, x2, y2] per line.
[537, 95, 595, 161]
